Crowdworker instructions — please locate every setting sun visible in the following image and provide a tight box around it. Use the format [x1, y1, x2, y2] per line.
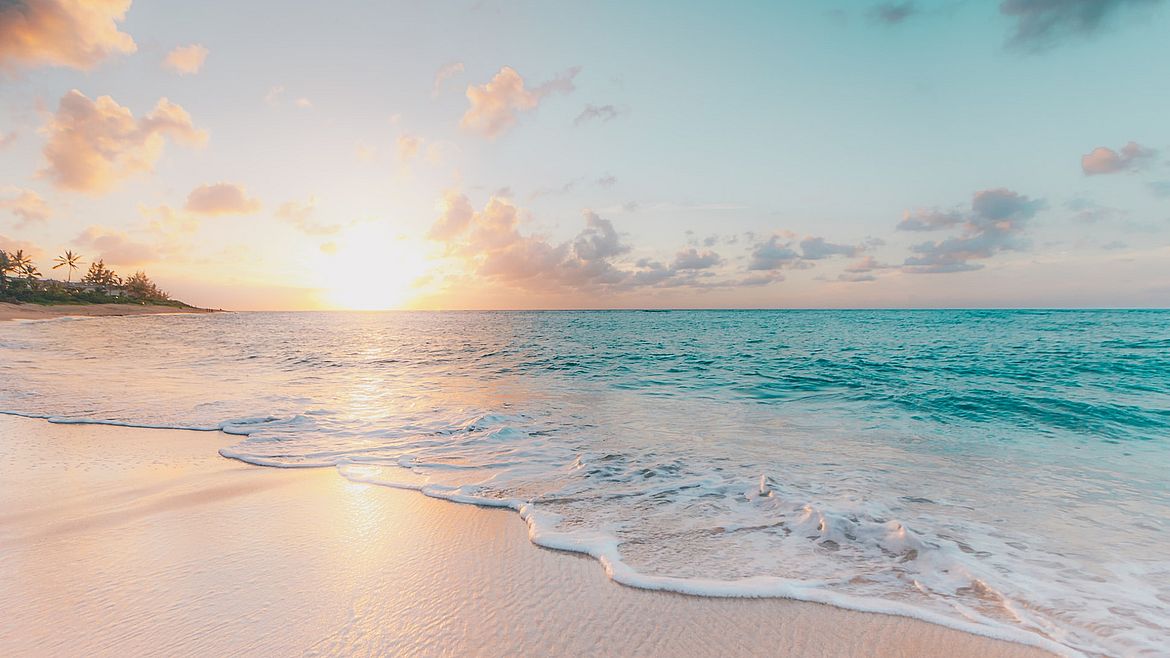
[318, 225, 431, 310]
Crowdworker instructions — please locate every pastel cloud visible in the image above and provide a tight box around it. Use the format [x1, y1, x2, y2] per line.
[1000, 0, 1162, 50]
[0, 131, 15, 149]
[1081, 141, 1157, 175]
[838, 256, 895, 283]
[461, 66, 580, 138]
[185, 183, 261, 216]
[0, 0, 135, 71]
[748, 235, 802, 271]
[74, 225, 157, 266]
[162, 43, 208, 75]
[275, 197, 341, 235]
[0, 234, 43, 259]
[897, 208, 964, 231]
[432, 61, 464, 97]
[746, 233, 862, 273]
[429, 193, 657, 292]
[40, 90, 206, 194]
[397, 134, 423, 162]
[671, 247, 723, 270]
[901, 188, 1043, 273]
[0, 187, 50, 225]
[427, 189, 476, 242]
[799, 236, 861, 260]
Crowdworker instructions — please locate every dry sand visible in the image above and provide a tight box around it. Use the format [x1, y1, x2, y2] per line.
[0, 302, 215, 322]
[0, 415, 1054, 657]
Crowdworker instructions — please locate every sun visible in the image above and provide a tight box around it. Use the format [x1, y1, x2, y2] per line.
[319, 224, 431, 310]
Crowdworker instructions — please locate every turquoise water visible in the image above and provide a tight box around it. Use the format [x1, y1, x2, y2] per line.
[2, 310, 1168, 655]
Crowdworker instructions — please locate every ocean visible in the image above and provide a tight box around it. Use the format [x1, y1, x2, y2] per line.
[2, 309, 1167, 656]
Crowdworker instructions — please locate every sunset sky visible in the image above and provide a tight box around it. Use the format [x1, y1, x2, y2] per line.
[2, 0, 1169, 310]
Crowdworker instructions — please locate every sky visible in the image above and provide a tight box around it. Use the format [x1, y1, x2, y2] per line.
[1, 0, 1169, 310]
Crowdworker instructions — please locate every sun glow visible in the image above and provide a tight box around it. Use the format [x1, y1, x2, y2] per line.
[319, 224, 432, 310]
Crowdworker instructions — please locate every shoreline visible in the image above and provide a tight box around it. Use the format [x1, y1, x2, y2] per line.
[0, 414, 1055, 657]
[0, 301, 218, 322]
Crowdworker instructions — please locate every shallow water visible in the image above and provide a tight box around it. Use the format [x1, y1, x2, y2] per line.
[2, 310, 1168, 656]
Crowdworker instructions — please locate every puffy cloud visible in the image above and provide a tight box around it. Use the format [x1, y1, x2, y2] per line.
[574, 104, 622, 126]
[0, 131, 15, 149]
[573, 211, 629, 261]
[0, 0, 135, 71]
[184, 183, 261, 216]
[74, 225, 157, 266]
[275, 197, 341, 235]
[432, 61, 464, 97]
[870, 2, 917, 24]
[748, 233, 862, 271]
[748, 235, 802, 270]
[428, 194, 642, 291]
[40, 90, 206, 193]
[426, 193, 873, 296]
[1081, 141, 1157, 175]
[671, 247, 723, 270]
[902, 188, 1043, 273]
[461, 66, 580, 138]
[1000, 0, 1161, 50]
[397, 134, 423, 162]
[294, 97, 312, 109]
[0, 187, 50, 225]
[162, 43, 208, 75]
[427, 189, 476, 241]
[800, 236, 860, 260]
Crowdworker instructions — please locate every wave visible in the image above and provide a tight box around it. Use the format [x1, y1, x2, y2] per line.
[327, 461, 1076, 656]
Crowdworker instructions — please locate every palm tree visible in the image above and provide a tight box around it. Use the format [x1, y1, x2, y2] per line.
[10, 250, 31, 275]
[52, 250, 83, 283]
[20, 261, 40, 290]
[0, 250, 11, 291]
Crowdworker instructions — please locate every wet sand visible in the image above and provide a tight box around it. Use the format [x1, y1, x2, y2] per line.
[0, 415, 1054, 657]
[0, 302, 215, 322]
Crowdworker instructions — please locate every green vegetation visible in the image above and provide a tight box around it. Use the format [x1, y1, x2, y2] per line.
[0, 249, 193, 308]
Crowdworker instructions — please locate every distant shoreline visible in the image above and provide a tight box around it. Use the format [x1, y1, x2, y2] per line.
[0, 302, 219, 322]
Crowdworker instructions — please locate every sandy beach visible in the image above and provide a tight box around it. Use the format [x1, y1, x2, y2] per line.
[0, 414, 1052, 657]
[0, 302, 216, 322]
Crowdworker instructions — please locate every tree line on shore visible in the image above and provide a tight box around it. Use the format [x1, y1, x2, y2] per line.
[0, 249, 175, 305]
